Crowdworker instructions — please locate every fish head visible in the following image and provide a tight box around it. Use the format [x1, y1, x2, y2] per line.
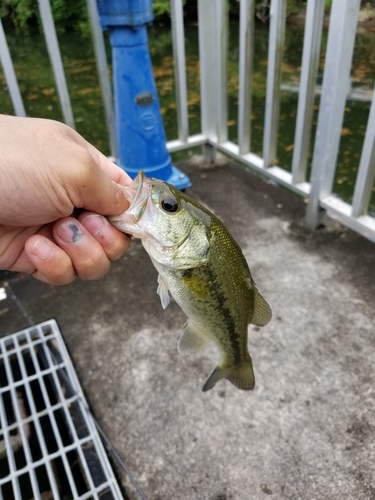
[109, 171, 210, 269]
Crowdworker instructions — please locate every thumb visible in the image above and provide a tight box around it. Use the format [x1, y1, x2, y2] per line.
[70, 149, 132, 216]
[79, 167, 130, 216]
[72, 158, 130, 215]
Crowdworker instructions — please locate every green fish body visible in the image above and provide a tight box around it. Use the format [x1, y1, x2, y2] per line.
[109, 172, 272, 391]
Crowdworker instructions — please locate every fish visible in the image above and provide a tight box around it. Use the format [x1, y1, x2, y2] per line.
[109, 171, 272, 391]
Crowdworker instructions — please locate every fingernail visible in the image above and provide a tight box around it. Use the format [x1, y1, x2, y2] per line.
[30, 239, 52, 260]
[81, 215, 105, 236]
[56, 222, 82, 243]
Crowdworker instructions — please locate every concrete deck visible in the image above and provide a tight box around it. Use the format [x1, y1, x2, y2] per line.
[1, 156, 375, 500]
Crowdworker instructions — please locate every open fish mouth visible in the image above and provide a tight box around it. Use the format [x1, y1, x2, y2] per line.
[123, 171, 145, 206]
[108, 171, 151, 232]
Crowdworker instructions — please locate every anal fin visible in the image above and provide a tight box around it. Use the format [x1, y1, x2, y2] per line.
[178, 322, 209, 354]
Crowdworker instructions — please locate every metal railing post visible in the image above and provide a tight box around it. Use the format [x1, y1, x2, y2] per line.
[171, 0, 189, 144]
[237, 0, 254, 156]
[351, 84, 375, 218]
[306, 0, 361, 228]
[37, 0, 75, 129]
[87, 0, 117, 158]
[216, 0, 228, 145]
[0, 21, 26, 117]
[262, 0, 286, 169]
[198, 0, 228, 161]
[291, 0, 325, 184]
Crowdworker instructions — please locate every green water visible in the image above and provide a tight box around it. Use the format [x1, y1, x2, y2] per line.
[1, 21, 374, 214]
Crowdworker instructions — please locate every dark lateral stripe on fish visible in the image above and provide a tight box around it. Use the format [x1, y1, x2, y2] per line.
[212, 286, 241, 366]
[185, 266, 242, 366]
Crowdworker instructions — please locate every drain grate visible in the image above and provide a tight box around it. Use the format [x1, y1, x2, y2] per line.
[0, 319, 123, 500]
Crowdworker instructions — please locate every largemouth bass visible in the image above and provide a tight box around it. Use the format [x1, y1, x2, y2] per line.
[109, 171, 272, 391]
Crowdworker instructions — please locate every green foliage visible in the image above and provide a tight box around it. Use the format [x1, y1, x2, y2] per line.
[324, 0, 333, 12]
[47, 0, 88, 33]
[287, 0, 303, 15]
[153, 0, 171, 18]
[0, 0, 36, 30]
[1, 0, 89, 33]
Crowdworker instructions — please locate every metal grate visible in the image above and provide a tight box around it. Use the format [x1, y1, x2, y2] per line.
[0, 319, 124, 500]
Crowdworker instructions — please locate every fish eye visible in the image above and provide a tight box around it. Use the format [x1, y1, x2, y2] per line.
[161, 196, 179, 213]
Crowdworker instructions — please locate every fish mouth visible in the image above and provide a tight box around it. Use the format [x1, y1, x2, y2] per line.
[124, 171, 145, 207]
[108, 171, 151, 233]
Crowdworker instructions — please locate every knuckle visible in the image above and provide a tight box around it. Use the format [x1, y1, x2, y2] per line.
[49, 261, 75, 284]
[35, 261, 76, 286]
[50, 273, 76, 286]
[108, 234, 131, 260]
[75, 250, 110, 280]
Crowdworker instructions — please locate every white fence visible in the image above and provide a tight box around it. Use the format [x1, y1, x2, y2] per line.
[1, 0, 374, 243]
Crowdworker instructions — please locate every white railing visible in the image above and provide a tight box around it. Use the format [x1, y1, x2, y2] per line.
[1, 0, 374, 243]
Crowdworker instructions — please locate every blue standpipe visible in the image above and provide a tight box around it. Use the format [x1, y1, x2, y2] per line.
[96, 0, 191, 189]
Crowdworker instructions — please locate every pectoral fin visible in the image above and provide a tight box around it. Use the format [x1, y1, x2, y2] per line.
[157, 274, 170, 309]
[178, 322, 209, 354]
[250, 290, 272, 326]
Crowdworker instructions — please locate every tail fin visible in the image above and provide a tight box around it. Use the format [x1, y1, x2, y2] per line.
[202, 359, 255, 392]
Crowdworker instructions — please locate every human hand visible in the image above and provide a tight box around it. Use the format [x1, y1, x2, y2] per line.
[0, 115, 132, 285]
